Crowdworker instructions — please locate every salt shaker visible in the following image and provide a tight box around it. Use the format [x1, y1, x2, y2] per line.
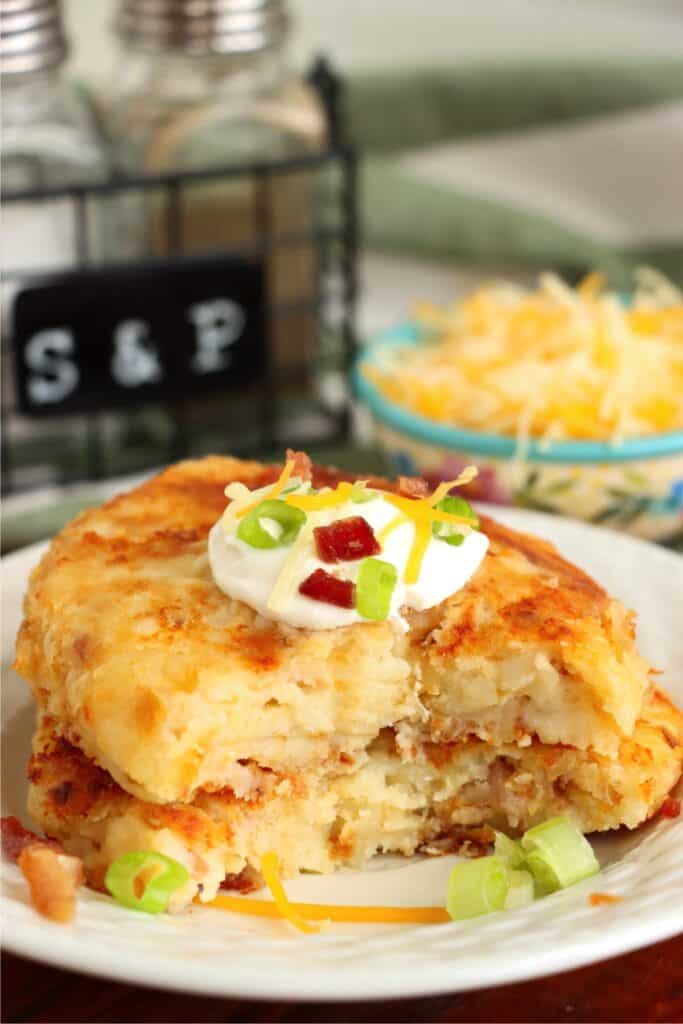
[106, 0, 326, 375]
[1, 0, 109, 490]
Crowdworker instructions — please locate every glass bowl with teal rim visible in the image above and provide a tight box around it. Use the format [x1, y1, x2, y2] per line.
[354, 323, 683, 543]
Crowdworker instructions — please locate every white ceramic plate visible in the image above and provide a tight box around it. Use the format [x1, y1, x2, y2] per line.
[2, 507, 682, 1001]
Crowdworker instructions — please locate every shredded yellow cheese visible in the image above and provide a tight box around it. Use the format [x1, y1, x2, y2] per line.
[229, 467, 479, 597]
[207, 856, 451, 929]
[367, 271, 683, 443]
[284, 481, 354, 511]
[377, 513, 406, 545]
[259, 852, 320, 933]
[375, 473, 477, 582]
[235, 460, 295, 519]
[266, 520, 314, 614]
[207, 893, 450, 926]
[404, 519, 433, 584]
[383, 493, 474, 528]
[426, 466, 478, 506]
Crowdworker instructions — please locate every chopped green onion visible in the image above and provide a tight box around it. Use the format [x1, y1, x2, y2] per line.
[259, 517, 284, 542]
[432, 496, 478, 546]
[522, 816, 599, 893]
[504, 869, 535, 910]
[355, 557, 398, 620]
[105, 851, 189, 914]
[494, 831, 527, 868]
[350, 482, 378, 504]
[446, 856, 509, 920]
[237, 499, 306, 549]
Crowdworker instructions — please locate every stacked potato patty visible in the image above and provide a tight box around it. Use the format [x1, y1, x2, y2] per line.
[15, 457, 683, 907]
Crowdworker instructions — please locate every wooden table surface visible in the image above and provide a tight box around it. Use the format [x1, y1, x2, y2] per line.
[3, 935, 682, 1023]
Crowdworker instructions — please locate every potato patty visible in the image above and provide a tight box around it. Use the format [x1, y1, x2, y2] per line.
[15, 456, 652, 805]
[28, 690, 683, 906]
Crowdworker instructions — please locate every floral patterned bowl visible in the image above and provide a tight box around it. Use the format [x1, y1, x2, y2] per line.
[354, 324, 683, 543]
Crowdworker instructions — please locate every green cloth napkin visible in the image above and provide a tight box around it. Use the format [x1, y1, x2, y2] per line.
[344, 59, 683, 284]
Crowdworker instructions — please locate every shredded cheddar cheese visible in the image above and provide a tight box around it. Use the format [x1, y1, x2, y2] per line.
[377, 513, 406, 545]
[260, 852, 319, 933]
[284, 482, 354, 511]
[367, 271, 683, 444]
[266, 520, 315, 614]
[376, 469, 476, 555]
[227, 467, 480, 602]
[207, 894, 450, 926]
[206, 854, 450, 928]
[235, 460, 295, 519]
[405, 519, 433, 584]
[382, 493, 475, 528]
[426, 466, 478, 506]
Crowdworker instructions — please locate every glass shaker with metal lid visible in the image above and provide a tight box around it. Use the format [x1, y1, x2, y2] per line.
[1, 0, 109, 491]
[107, 0, 326, 375]
[1, 0, 107, 193]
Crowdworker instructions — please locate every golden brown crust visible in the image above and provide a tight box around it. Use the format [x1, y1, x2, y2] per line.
[14, 456, 653, 804]
[27, 690, 683, 904]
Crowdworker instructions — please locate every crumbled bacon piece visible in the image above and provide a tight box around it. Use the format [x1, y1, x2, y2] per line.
[419, 825, 495, 859]
[18, 843, 84, 923]
[286, 449, 312, 482]
[220, 864, 262, 894]
[660, 796, 681, 819]
[299, 569, 355, 608]
[314, 516, 380, 563]
[397, 475, 430, 498]
[1, 816, 60, 862]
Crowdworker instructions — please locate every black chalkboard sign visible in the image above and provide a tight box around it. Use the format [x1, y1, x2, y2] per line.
[12, 254, 266, 417]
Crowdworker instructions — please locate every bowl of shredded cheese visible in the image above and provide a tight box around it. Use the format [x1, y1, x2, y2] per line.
[355, 271, 683, 540]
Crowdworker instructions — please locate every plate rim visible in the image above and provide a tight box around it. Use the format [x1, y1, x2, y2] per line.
[2, 511, 682, 1001]
[2, 880, 682, 1002]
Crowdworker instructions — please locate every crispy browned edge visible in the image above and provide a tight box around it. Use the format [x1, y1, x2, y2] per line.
[14, 456, 613, 689]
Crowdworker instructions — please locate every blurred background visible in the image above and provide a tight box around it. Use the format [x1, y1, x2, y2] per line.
[2, 0, 682, 549]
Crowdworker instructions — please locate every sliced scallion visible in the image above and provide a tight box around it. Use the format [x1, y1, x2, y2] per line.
[105, 851, 189, 914]
[432, 496, 478, 546]
[504, 869, 535, 910]
[237, 499, 306, 549]
[446, 856, 509, 920]
[522, 816, 599, 893]
[494, 831, 526, 868]
[355, 557, 398, 621]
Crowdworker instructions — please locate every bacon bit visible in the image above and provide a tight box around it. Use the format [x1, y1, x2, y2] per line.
[299, 569, 355, 609]
[397, 476, 430, 498]
[286, 449, 312, 482]
[314, 516, 380, 563]
[220, 864, 262, 894]
[660, 796, 681, 819]
[589, 892, 623, 907]
[18, 844, 84, 923]
[419, 825, 496, 859]
[1, 816, 60, 862]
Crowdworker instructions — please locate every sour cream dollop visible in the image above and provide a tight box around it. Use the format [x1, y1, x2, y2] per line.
[209, 479, 488, 630]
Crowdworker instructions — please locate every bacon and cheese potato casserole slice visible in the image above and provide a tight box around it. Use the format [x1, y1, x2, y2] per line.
[14, 457, 683, 907]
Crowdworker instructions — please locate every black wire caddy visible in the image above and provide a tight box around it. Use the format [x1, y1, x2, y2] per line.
[1, 58, 358, 496]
